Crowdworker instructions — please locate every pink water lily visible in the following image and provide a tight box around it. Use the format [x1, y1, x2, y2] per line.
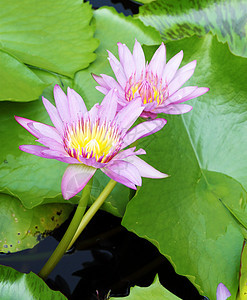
[93, 39, 209, 119]
[15, 85, 167, 200]
[216, 283, 231, 300]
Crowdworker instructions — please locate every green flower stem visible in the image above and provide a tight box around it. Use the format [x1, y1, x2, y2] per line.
[67, 179, 117, 250]
[38, 179, 93, 280]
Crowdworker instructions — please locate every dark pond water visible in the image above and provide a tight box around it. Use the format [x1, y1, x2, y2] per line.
[0, 210, 205, 300]
[85, 0, 140, 15]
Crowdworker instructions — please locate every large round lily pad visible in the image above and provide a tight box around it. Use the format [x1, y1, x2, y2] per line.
[122, 34, 247, 300]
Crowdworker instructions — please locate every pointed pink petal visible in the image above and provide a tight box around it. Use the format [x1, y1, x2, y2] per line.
[178, 86, 209, 102]
[99, 89, 118, 124]
[61, 164, 96, 200]
[102, 160, 141, 188]
[162, 50, 183, 84]
[20, 144, 79, 163]
[93, 73, 119, 90]
[175, 60, 196, 78]
[88, 103, 100, 123]
[107, 160, 141, 186]
[41, 149, 68, 157]
[107, 50, 127, 88]
[95, 82, 125, 100]
[125, 155, 168, 179]
[67, 87, 87, 121]
[53, 84, 71, 123]
[166, 86, 209, 105]
[101, 169, 136, 190]
[56, 157, 80, 164]
[100, 74, 123, 91]
[168, 69, 195, 95]
[30, 122, 62, 143]
[149, 42, 166, 78]
[37, 137, 64, 151]
[157, 104, 193, 114]
[95, 86, 109, 95]
[113, 147, 146, 160]
[41, 149, 79, 163]
[42, 97, 64, 134]
[123, 118, 167, 148]
[15, 116, 40, 138]
[216, 283, 231, 300]
[115, 99, 144, 132]
[107, 50, 121, 70]
[133, 39, 146, 77]
[117, 43, 135, 78]
[113, 65, 128, 89]
[19, 145, 51, 158]
[165, 86, 198, 105]
[92, 74, 109, 89]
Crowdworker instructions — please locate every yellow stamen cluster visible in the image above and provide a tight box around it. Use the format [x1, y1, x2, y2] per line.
[125, 70, 168, 105]
[64, 118, 122, 163]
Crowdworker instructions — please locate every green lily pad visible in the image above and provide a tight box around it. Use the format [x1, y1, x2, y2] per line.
[0, 50, 47, 102]
[122, 34, 247, 300]
[0, 265, 67, 299]
[0, 0, 98, 101]
[110, 275, 182, 300]
[138, 0, 247, 58]
[0, 193, 73, 253]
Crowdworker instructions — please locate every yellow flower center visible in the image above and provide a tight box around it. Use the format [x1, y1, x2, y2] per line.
[64, 118, 122, 163]
[125, 70, 168, 105]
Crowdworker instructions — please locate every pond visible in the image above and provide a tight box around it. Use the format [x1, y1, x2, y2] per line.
[0, 0, 245, 299]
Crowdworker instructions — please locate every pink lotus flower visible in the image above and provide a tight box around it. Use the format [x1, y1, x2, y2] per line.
[15, 85, 167, 200]
[93, 40, 209, 119]
[216, 283, 231, 300]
